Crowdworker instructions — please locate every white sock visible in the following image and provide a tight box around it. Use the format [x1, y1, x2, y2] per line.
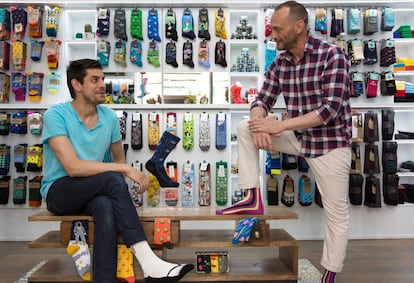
[131, 241, 183, 278]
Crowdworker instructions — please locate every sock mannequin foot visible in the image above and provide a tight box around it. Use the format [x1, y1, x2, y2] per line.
[216, 188, 264, 215]
[131, 241, 193, 282]
[321, 269, 336, 283]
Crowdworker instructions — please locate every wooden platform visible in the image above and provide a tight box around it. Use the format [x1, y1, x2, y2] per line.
[28, 207, 299, 282]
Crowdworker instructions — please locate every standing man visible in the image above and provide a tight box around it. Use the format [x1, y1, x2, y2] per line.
[41, 58, 193, 283]
[217, 2, 352, 282]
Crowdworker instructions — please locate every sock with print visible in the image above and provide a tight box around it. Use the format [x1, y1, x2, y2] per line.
[198, 40, 210, 68]
[215, 8, 228, 39]
[182, 112, 194, 151]
[116, 244, 135, 283]
[97, 39, 110, 67]
[215, 40, 227, 67]
[216, 188, 264, 215]
[114, 8, 128, 41]
[114, 40, 127, 67]
[166, 41, 178, 68]
[130, 8, 143, 40]
[165, 8, 178, 41]
[198, 8, 210, 40]
[264, 8, 273, 36]
[232, 217, 259, 244]
[30, 40, 44, 61]
[11, 72, 26, 101]
[96, 8, 110, 37]
[182, 8, 196, 40]
[183, 40, 194, 68]
[45, 6, 60, 37]
[67, 221, 91, 281]
[147, 8, 161, 42]
[321, 269, 336, 283]
[130, 39, 142, 67]
[147, 40, 160, 67]
[264, 40, 277, 71]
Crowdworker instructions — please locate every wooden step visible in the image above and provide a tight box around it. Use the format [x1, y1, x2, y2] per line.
[28, 251, 298, 282]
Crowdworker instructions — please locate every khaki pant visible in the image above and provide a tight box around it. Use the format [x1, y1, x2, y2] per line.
[237, 119, 351, 272]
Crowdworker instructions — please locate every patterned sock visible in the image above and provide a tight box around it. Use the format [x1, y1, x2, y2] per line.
[147, 9, 161, 42]
[130, 39, 142, 67]
[147, 40, 160, 67]
[130, 8, 143, 40]
[182, 8, 196, 40]
[198, 40, 210, 68]
[165, 8, 178, 41]
[117, 244, 135, 283]
[166, 41, 178, 68]
[182, 40, 194, 68]
[321, 269, 336, 283]
[232, 217, 259, 244]
[67, 241, 91, 281]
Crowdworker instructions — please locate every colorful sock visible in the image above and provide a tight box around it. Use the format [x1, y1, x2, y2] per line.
[147, 174, 160, 207]
[182, 161, 195, 207]
[215, 40, 227, 67]
[198, 161, 211, 206]
[232, 217, 259, 244]
[281, 175, 295, 207]
[97, 39, 110, 67]
[166, 41, 178, 68]
[321, 269, 336, 283]
[30, 40, 44, 61]
[153, 218, 171, 245]
[264, 8, 273, 37]
[67, 221, 91, 281]
[131, 112, 143, 150]
[13, 176, 27, 204]
[130, 8, 143, 40]
[46, 72, 60, 94]
[165, 8, 178, 41]
[147, 8, 161, 42]
[27, 72, 44, 102]
[96, 8, 110, 37]
[216, 188, 264, 215]
[215, 161, 228, 206]
[198, 40, 210, 68]
[264, 40, 277, 71]
[183, 40, 194, 68]
[198, 8, 210, 40]
[147, 112, 159, 150]
[215, 8, 228, 39]
[215, 112, 226, 150]
[114, 8, 128, 41]
[11, 6, 27, 40]
[147, 40, 160, 67]
[45, 6, 60, 37]
[45, 38, 61, 69]
[114, 40, 127, 67]
[28, 175, 42, 207]
[182, 112, 194, 151]
[130, 39, 142, 67]
[182, 8, 196, 40]
[116, 244, 135, 283]
[11, 72, 26, 101]
[28, 111, 42, 135]
[199, 112, 210, 151]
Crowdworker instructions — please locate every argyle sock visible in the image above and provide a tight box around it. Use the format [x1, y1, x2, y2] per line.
[130, 8, 143, 40]
[117, 244, 135, 283]
[321, 269, 336, 283]
[166, 41, 178, 68]
[131, 241, 193, 280]
[147, 40, 160, 67]
[183, 40, 194, 68]
[182, 8, 196, 39]
[216, 188, 264, 215]
[232, 217, 259, 244]
[147, 9, 161, 42]
[198, 40, 210, 68]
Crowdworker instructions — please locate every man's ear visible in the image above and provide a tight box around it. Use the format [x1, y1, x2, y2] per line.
[71, 78, 81, 92]
[295, 19, 306, 34]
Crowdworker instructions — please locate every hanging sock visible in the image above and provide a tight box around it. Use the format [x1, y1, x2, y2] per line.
[198, 39, 210, 68]
[130, 39, 142, 67]
[45, 38, 61, 69]
[215, 8, 228, 39]
[147, 40, 160, 67]
[145, 131, 181, 188]
[182, 8, 196, 40]
[114, 8, 128, 41]
[281, 174, 295, 207]
[198, 7, 210, 40]
[165, 8, 178, 41]
[11, 6, 27, 40]
[183, 40, 194, 68]
[28, 6, 43, 38]
[45, 6, 60, 37]
[114, 40, 127, 67]
[147, 8, 161, 42]
[97, 39, 110, 67]
[165, 41, 178, 68]
[130, 8, 143, 40]
[215, 40, 227, 67]
[96, 8, 110, 37]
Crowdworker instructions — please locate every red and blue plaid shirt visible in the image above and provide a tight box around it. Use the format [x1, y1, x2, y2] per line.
[251, 35, 352, 158]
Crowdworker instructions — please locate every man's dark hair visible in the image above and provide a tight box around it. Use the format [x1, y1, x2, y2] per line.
[275, 0, 308, 27]
[66, 59, 102, 98]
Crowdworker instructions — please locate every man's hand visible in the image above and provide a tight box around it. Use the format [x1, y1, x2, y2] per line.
[125, 169, 149, 193]
[248, 117, 286, 151]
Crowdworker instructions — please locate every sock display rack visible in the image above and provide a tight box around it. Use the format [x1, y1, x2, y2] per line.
[0, 0, 414, 249]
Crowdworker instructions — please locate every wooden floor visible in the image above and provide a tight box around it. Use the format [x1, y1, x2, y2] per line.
[1, 239, 414, 283]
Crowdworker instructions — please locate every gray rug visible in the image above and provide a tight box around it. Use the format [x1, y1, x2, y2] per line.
[299, 258, 322, 283]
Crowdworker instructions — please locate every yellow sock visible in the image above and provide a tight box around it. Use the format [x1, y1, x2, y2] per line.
[117, 244, 135, 283]
[67, 240, 91, 281]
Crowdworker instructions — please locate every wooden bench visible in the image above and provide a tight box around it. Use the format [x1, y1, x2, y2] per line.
[28, 206, 299, 282]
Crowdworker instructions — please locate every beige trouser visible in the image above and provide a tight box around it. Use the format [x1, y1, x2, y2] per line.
[237, 119, 351, 272]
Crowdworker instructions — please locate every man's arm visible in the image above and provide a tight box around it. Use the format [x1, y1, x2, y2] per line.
[110, 140, 126, 163]
[49, 135, 130, 178]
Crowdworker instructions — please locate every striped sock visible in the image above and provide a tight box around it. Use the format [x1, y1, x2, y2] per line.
[321, 269, 336, 283]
